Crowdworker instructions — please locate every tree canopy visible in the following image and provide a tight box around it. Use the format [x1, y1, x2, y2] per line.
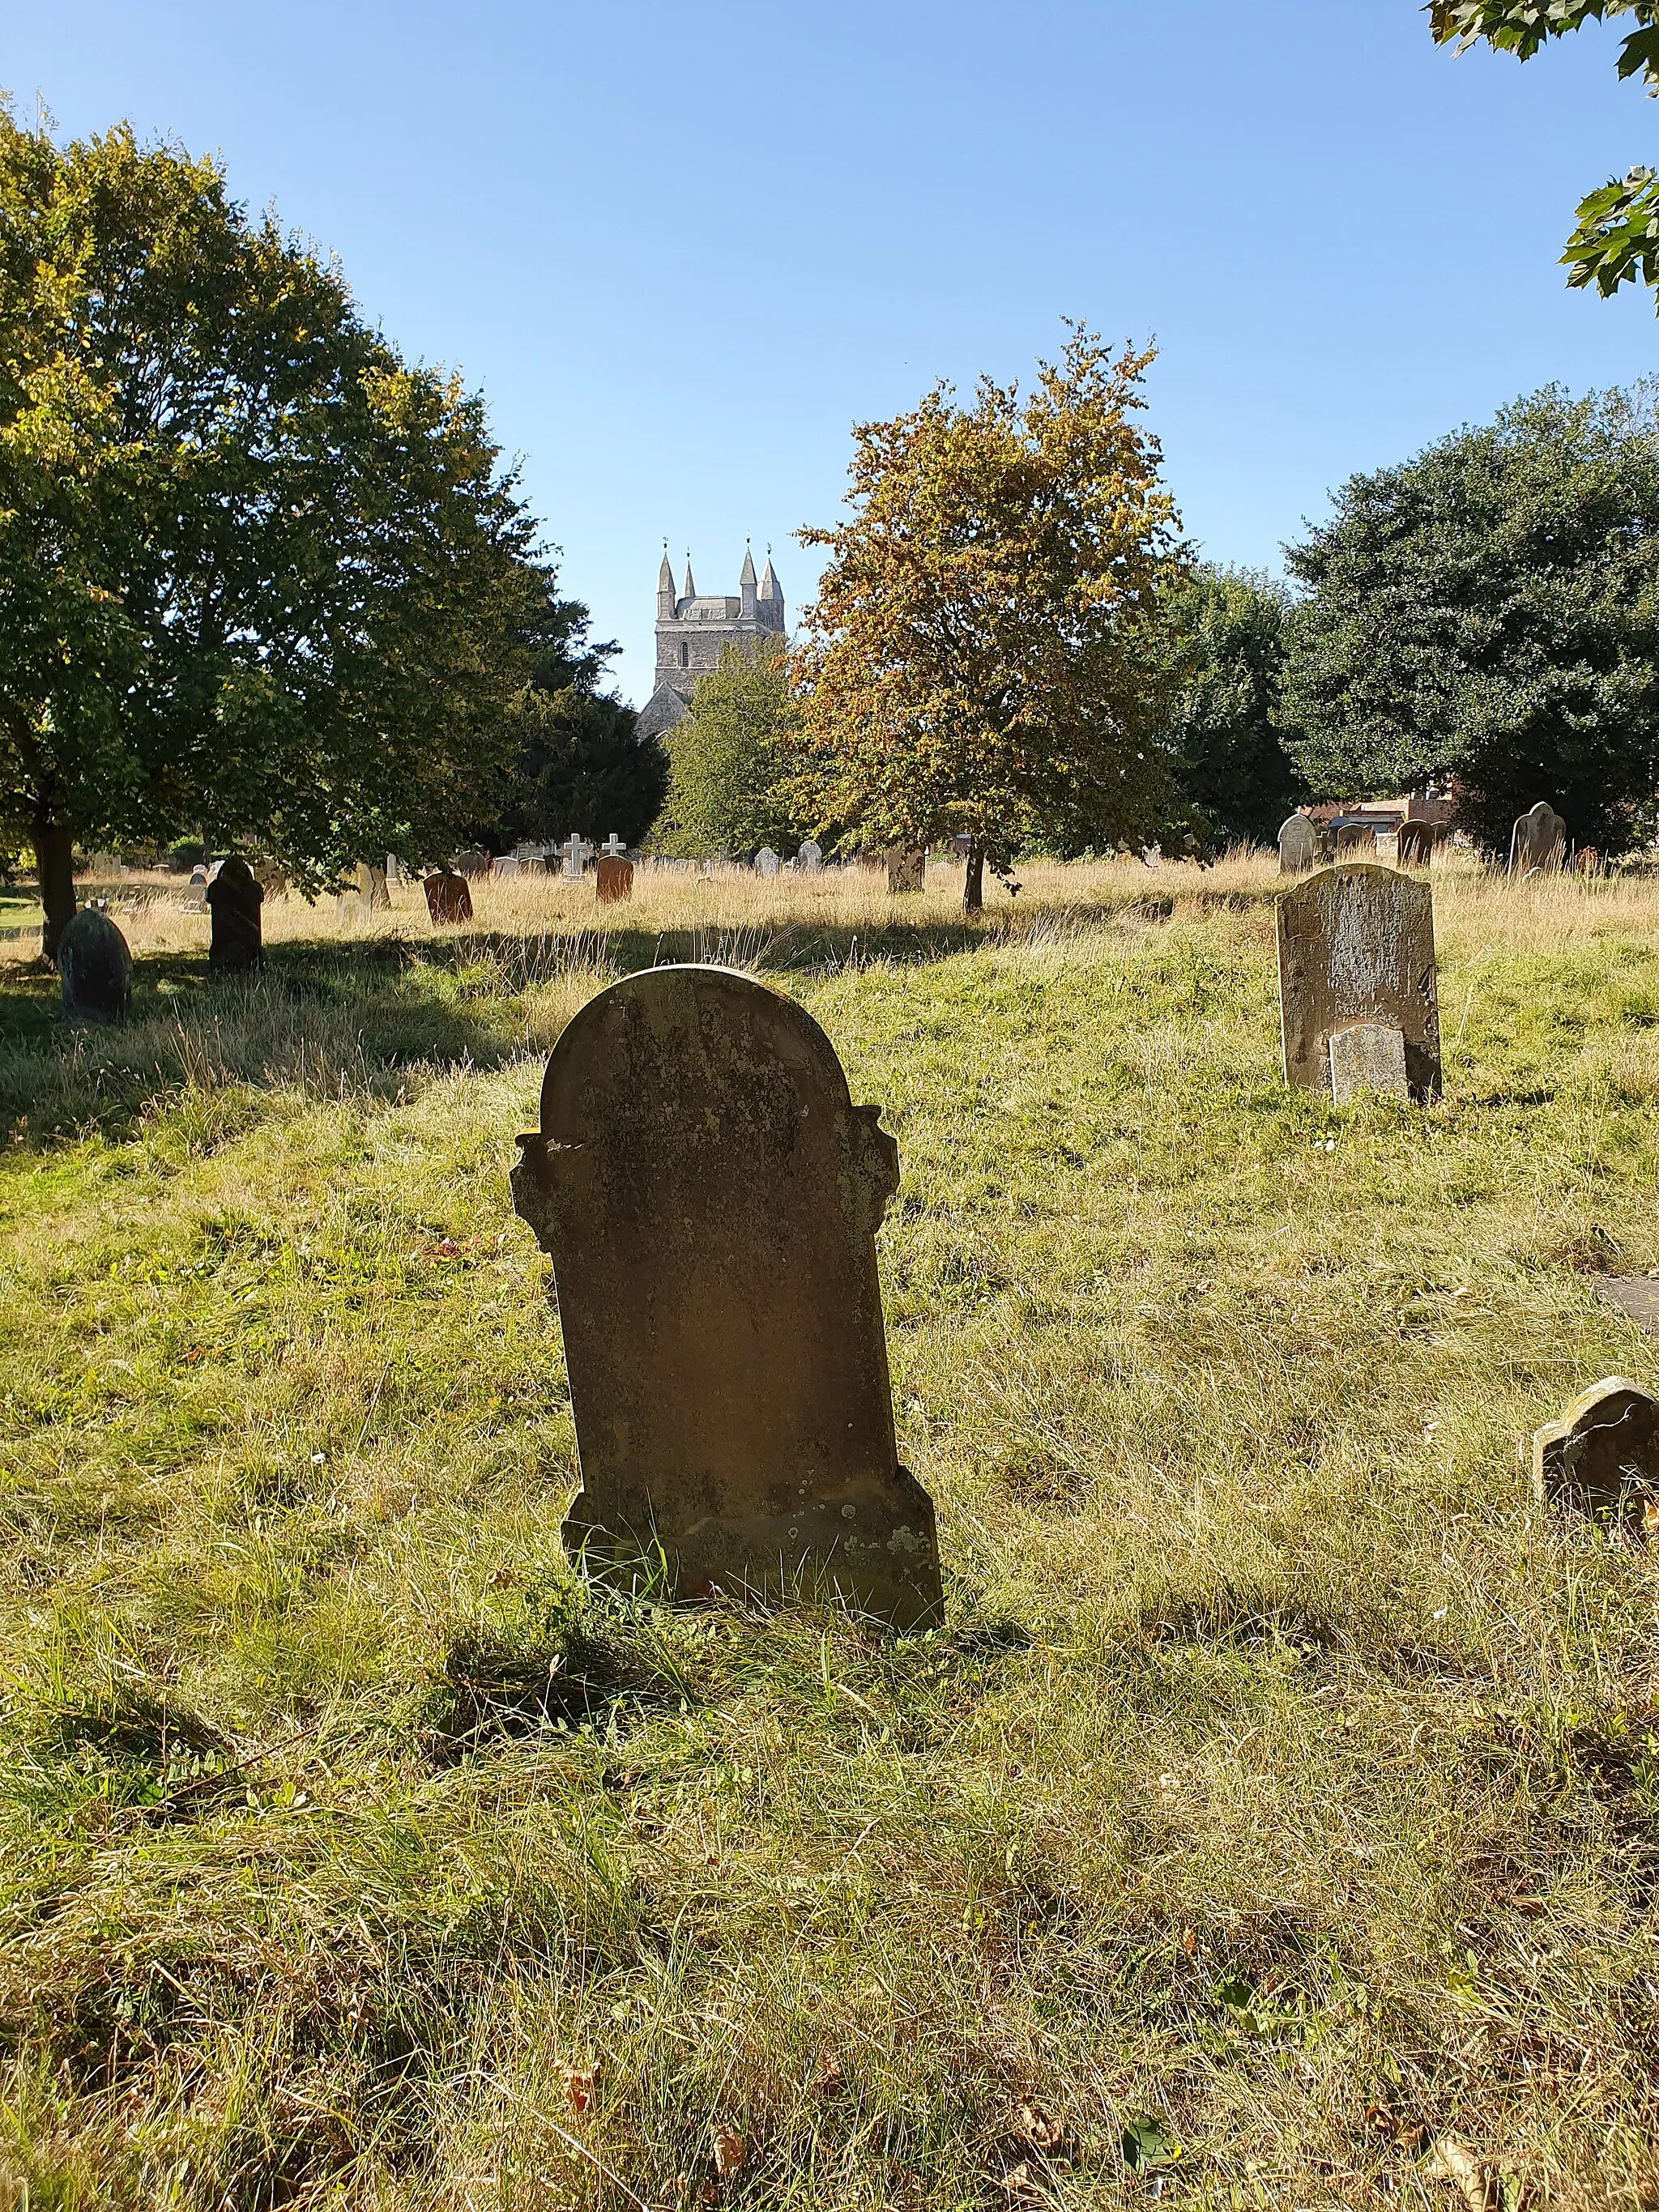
[1281, 383, 1659, 855]
[794, 326, 1189, 907]
[1147, 566, 1304, 850]
[1430, 1, 1659, 306]
[655, 644, 804, 859]
[0, 110, 544, 948]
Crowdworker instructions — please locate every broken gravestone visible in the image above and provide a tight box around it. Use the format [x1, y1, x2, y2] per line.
[886, 848, 925, 893]
[424, 870, 473, 924]
[510, 964, 943, 1626]
[1277, 816, 1322, 873]
[1277, 863, 1442, 1104]
[1509, 803, 1567, 876]
[595, 855, 633, 904]
[206, 855, 263, 972]
[57, 907, 132, 1024]
[1532, 1377, 1659, 1529]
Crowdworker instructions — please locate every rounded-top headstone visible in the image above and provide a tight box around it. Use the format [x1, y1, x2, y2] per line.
[56, 906, 132, 1024]
[1277, 815, 1320, 873]
[754, 847, 781, 877]
[797, 841, 825, 873]
[1532, 1376, 1659, 1526]
[205, 855, 264, 972]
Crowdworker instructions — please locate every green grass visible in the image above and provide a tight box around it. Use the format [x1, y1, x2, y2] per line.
[1, 888, 1657, 2210]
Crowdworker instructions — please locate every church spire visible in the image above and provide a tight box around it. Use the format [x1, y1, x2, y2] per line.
[681, 552, 696, 602]
[740, 539, 758, 618]
[657, 543, 676, 620]
[758, 549, 782, 600]
[757, 549, 783, 631]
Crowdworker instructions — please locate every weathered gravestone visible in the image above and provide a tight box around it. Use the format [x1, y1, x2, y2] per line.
[57, 907, 131, 1024]
[886, 847, 925, 893]
[454, 849, 492, 880]
[424, 869, 473, 924]
[357, 861, 390, 910]
[1395, 821, 1438, 869]
[1277, 863, 1441, 1103]
[205, 855, 263, 972]
[510, 965, 943, 1626]
[595, 855, 633, 904]
[386, 854, 402, 887]
[1277, 815, 1322, 873]
[494, 855, 521, 879]
[184, 863, 209, 914]
[1531, 1377, 1659, 1528]
[1333, 823, 1375, 856]
[1509, 803, 1567, 876]
[797, 841, 824, 873]
[754, 847, 781, 878]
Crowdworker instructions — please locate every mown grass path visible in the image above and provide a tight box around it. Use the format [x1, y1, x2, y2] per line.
[0, 866, 1655, 2208]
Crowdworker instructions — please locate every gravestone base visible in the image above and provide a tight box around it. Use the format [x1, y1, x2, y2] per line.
[1328, 1021, 1409, 1105]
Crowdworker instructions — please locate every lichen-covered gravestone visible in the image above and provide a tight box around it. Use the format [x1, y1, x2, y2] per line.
[424, 870, 473, 924]
[797, 841, 824, 873]
[595, 855, 633, 904]
[1509, 803, 1567, 876]
[1277, 815, 1321, 873]
[754, 847, 781, 878]
[1277, 863, 1441, 1104]
[510, 965, 943, 1626]
[886, 848, 925, 893]
[206, 855, 263, 972]
[57, 907, 131, 1024]
[1532, 1377, 1659, 1528]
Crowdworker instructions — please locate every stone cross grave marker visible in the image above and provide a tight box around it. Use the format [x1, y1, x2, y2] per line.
[886, 847, 924, 893]
[1509, 803, 1567, 876]
[754, 846, 781, 877]
[1277, 863, 1441, 1103]
[206, 855, 263, 972]
[560, 834, 591, 880]
[1277, 815, 1321, 873]
[57, 907, 132, 1024]
[595, 855, 633, 904]
[1532, 1376, 1659, 1528]
[798, 841, 824, 873]
[510, 965, 943, 1626]
[424, 869, 473, 924]
[602, 833, 629, 859]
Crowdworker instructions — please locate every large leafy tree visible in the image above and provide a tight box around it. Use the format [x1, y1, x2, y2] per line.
[1149, 565, 1304, 849]
[1282, 384, 1659, 855]
[654, 643, 804, 859]
[1430, 1, 1659, 305]
[464, 575, 667, 851]
[794, 326, 1188, 911]
[0, 111, 542, 951]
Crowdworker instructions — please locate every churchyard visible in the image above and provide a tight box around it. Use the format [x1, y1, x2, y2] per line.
[2, 850, 1657, 2208]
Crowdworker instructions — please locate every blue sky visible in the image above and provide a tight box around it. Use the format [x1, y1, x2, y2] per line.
[3, 2, 1657, 700]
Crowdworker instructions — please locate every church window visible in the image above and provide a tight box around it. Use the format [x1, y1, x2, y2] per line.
[680, 643, 689, 668]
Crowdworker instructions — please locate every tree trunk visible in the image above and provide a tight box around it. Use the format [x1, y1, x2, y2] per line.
[34, 811, 76, 961]
[962, 842, 984, 916]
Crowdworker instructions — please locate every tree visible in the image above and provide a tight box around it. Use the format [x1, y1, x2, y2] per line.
[0, 111, 542, 953]
[1149, 566, 1304, 849]
[655, 643, 804, 858]
[794, 326, 1188, 912]
[1281, 383, 1659, 855]
[1430, 1, 1659, 307]
[464, 570, 667, 851]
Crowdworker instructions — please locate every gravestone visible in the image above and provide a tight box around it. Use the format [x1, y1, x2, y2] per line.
[1509, 803, 1567, 876]
[1277, 863, 1441, 1103]
[1395, 821, 1438, 869]
[205, 855, 263, 972]
[885, 847, 924, 893]
[1277, 815, 1321, 873]
[57, 907, 131, 1024]
[797, 841, 824, 873]
[595, 855, 633, 904]
[386, 854, 402, 887]
[424, 869, 473, 924]
[755, 847, 781, 878]
[601, 833, 629, 859]
[510, 965, 942, 1626]
[253, 860, 288, 897]
[454, 849, 492, 880]
[1328, 1021, 1410, 1106]
[1333, 823, 1375, 856]
[1532, 1377, 1659, 1527]
[495, 855, 521, 879]
[358, 862, 390, 910]
[559, 834, 591, 881]
[183, 863, 209, 914]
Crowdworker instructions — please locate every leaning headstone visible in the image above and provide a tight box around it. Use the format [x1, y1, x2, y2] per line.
[57, 908, 131, 1024]
[754, 847, 782, 878]
[1277, 863, 1441, 1103]
[510, 965, 942, 1626]
[595, 855, 633, 904]
[205, 855, 263, 972]
[797, 841, 824, 873]
[1395, 821, 1437, 869]
[1277, 816, 1321, 873]
[424, 870, 473, 924]
[356, 861, 390, 910]
[1333, 823, 1375, 856]
[885, 847, 924, 893]
[1509, 803, 1567, 876]
[1532, 1377, 1659, 1527]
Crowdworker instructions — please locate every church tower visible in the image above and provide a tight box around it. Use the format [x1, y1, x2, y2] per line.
[637, 543, 787, 744]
